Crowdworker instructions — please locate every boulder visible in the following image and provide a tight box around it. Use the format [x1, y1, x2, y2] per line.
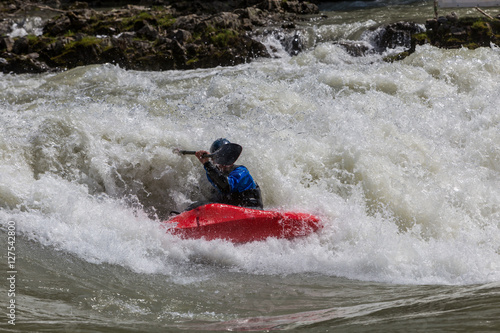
[1, 52, 51, 73]
[0, 37, 15, 53]
[374, 21, 425, 52]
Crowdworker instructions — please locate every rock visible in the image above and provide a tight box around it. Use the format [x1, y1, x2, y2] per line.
[69, 1, 89, 10]
[12, 37, 30, 54]
[44, 14, 72, 36]
[0, 19, 14, 36]
[209, 12, 241, 30]
[283, 0, 319, 15]
[171, 29, 191, 45]
[424, 15, 500, 49]
[425, 18, 438, 31]
[259, 0, 282, 12]
[338, 41, 371, 57]
[0, 37, 15, 53]
[446, 12, 459, 23]
[172, 14, 200, 32]
[286, 33, 302, 55]
[236, 7, 265, 26]
[389, 14, 500, 61]
[1, 52, 51, 73]
[437, 16, 448, 24]
[137, 22, 159, 40]
[450, 26, 466, 37]
[374, 21, 425, 51]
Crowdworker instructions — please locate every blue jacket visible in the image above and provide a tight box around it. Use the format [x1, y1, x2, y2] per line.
[207, 165, 256, 193]
[203, 162, 263, 208]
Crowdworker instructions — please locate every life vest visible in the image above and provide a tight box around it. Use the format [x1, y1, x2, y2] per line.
[204, 163, 263, 209]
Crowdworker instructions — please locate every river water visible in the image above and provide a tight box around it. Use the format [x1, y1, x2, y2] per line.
[1, 0, 500, 331]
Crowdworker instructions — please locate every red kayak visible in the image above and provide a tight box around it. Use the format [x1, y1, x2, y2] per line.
[162, 203, 321, 243]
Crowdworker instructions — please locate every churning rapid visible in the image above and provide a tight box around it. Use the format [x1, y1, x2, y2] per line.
[1, 1, 500, 331]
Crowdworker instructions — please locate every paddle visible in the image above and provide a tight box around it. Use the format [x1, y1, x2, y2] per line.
[174, 143, 242, 165]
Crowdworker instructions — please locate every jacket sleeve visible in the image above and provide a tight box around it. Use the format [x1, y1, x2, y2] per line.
[203, 162, 231, 193]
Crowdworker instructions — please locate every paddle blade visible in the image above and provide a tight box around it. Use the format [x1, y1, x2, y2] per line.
[213, 143, 242, 165]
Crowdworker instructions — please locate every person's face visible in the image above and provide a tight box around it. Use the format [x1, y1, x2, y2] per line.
[216, 164, 232, 173]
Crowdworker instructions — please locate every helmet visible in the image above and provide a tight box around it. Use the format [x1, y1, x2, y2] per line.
[210, 138, 230, 153]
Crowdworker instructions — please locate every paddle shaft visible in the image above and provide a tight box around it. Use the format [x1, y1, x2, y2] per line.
[178, 150, 213, 158]
[175, 143, 242, 165]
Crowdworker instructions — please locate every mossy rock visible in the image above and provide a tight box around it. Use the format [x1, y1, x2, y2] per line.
[50, 36, 104, 66]
[383, 51, 410, 63]
[422, 16, 500, 50]
[210, 29, 238, 47]
[412, 32, 428, 45]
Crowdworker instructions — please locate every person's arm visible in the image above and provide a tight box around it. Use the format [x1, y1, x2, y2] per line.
[195, 150, 231, 193]
[203, 161, 231, 193]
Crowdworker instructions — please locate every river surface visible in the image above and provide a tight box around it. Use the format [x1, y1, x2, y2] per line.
[1, 0, 500, 331]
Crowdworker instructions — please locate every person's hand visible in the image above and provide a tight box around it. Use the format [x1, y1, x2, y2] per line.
[195, 150, 210, 164]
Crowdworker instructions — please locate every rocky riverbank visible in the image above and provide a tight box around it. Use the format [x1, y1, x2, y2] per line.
[1, 1, 500, 74]
[0, 0, 321, 73]
[382, 13, 500, 62]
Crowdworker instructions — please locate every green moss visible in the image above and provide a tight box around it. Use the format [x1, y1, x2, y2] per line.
[383, 51, 409, 63]
[25, 34, 38, 43]
[464, 42, 480, 49]
[25, 34, 40, 48]
[459, 17, 483, 25]
[25, 35, 56, 51]
[205, 25, 217, 35]
[157, 14, 176, 29]
[50, 36, 103, 65]
[471, 20, 490, 31]
[444, 37, 464, 44]
[190, 31, 202, 42]
[136, 11, 154, 21]
[186, 57, 199, 66]
[210, 29, 237, 47]
[122, 11, 156, 30]
[89, 20, 116, 34]
[413, 32, 428, 44]
[74, 36, 101, 47]
[121, 18, 134, 30]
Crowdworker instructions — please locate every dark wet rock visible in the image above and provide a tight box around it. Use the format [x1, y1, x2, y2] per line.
[0, 37, 15, 52]
[137, 22, 159, 40]
[12, 36, 31, 54]
[1, 51, 52, 73]
[337, 41, 371, 57]
[374, 21, 425, 52]
[0, 20, 14, 36]
[288, 34, 302, 55]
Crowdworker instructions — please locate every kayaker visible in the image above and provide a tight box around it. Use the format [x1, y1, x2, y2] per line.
[192, 138, 263, 210]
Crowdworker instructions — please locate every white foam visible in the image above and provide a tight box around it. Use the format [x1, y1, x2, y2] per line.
[1, 42, 499, 285]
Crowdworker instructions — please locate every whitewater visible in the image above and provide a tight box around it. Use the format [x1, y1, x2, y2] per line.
[1, 1, 500, 331]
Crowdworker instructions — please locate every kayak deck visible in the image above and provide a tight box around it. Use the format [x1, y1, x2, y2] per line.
[162, 203, 321, 243]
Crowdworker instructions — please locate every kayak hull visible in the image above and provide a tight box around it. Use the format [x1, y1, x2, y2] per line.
[163, 203, 321, 243]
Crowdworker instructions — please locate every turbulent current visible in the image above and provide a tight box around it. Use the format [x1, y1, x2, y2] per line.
[1, 1, 500, 331]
